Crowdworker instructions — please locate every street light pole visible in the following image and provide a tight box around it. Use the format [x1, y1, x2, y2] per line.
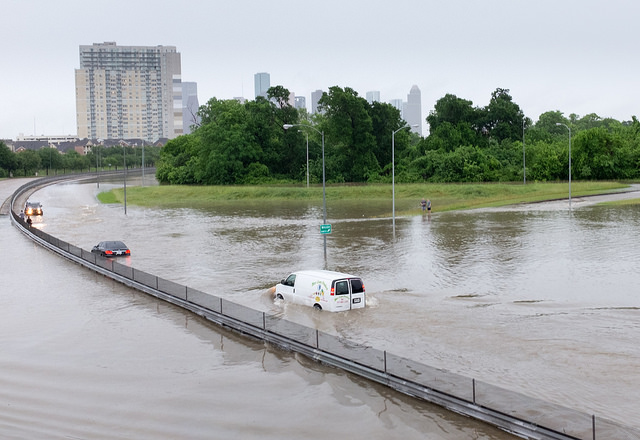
[392, 124, 416, 238]
[523, 118, 526, 185]
[284, 123, 326, 259]
[96, 145, 100, 189]
[123, 146, 127, 215]
[556, 123, 572, 209]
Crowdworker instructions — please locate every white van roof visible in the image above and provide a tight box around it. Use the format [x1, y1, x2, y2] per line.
[293, 269, 359, 279]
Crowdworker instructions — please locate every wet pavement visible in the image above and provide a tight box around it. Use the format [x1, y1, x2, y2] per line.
[1, 176, 520, 439]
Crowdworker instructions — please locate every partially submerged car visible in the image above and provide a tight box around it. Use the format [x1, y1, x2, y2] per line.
[91, 241, 131, 257]
[274, 270, 365, 312]
[25, 201, 43, 216]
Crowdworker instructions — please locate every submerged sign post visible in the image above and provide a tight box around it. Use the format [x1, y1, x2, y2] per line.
[320, 224, 332, 234]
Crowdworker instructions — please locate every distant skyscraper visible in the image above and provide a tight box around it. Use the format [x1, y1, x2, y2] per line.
[311, 89, 324, 113]
[403, 85, 422, 135]
[389, 99, 403, 114]
[295, 96, 306, 110]
[75, 41, 183, 141]
[182, 82, 200, 135]
[366, 91, 380, 104]
[254, 72, 270, 99]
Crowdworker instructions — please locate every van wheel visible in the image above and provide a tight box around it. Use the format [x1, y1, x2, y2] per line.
[313, 304, 322, 311]
[276, 294, 283, 300]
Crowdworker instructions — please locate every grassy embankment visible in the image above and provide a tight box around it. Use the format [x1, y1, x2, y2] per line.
[97, 181, 636, 214]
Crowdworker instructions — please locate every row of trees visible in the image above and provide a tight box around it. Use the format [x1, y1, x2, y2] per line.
[0, 144, 161, 178]
[157, 85, 640, 185]
[4, 87, 639, 184]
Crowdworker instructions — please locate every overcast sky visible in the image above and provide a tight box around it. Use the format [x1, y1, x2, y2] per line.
[2, 0, 639, 140]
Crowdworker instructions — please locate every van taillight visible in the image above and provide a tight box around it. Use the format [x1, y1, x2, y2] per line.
[330, 287, 335, 296]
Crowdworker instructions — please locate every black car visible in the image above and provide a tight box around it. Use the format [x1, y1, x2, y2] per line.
[91, 241, 131, 257]
[25, 201, 43, 216]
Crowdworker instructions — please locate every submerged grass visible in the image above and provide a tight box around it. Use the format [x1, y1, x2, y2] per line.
[599, 197, 640, 206]
[97, 181, 631, 213]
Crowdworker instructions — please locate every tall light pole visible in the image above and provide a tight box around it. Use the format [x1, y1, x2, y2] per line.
[522, 118, 526, 184]
[123, 145, 127, 215]
[284, 123, 326, 259]
[556, 123, 572, 209]
[96, 145, 100, 188]
[298, 130, 309, 188]
[392, 124, 417, 237]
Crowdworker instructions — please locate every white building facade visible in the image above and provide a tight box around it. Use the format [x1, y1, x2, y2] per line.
[75, 42, 183, 142]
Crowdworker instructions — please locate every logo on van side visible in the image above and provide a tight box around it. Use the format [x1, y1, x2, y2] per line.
[311, 280, 328, 303]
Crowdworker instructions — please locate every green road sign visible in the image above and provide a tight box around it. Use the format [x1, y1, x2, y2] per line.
[320, 224, 332, 234]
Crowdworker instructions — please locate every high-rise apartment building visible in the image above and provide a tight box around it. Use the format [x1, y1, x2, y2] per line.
[403, 85, 422, 135]
[254, 72, 270, 99]
[75, 42, 183, 142]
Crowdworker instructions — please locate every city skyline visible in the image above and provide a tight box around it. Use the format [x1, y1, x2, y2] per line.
[2, 0, 639, 140]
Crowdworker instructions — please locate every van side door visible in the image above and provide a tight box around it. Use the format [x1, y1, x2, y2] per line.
[332, 279, 351, 311]
[349, 278, 365, 309]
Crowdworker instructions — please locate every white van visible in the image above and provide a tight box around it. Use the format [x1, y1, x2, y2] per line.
[275, 270, 366, 312]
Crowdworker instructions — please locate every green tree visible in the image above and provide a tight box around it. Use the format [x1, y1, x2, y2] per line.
[368, 101, 405, 172]
[16, 149, 42, 176]
[156, 134, 200, 183]
[246, 94, 298, 179]
[572, 128, 619, 180]
[426, 93, 476, 131]
[529, 111, 566, 143]
[318, 86, 380, 181]
[482, 88, 524, 143]
[0, 141, 18, 176]
[527, 141, 564, 181]
[37, 147, 63, 174]
[62, 150, 90, 172]
[196, 98, 260, 184]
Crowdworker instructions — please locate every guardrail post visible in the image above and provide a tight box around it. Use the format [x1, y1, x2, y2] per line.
[384, 351, 387, 373]
[472, 378, 476, 404]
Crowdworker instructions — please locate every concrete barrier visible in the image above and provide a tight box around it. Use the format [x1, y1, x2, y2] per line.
[133, 268, 157, 290]
[187, 287, 222, 313]
[158, 277, 187, 300]
[113, 262, 134, 280]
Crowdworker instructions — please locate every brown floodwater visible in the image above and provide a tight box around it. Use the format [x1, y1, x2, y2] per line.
[2, 177, 640, 438]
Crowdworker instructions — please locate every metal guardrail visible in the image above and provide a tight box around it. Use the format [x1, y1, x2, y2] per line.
[8, 175, 640, 440]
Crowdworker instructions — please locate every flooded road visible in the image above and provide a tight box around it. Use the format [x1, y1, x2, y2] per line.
[3, 176, 640, 437]
[1, 176, 517, 439]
